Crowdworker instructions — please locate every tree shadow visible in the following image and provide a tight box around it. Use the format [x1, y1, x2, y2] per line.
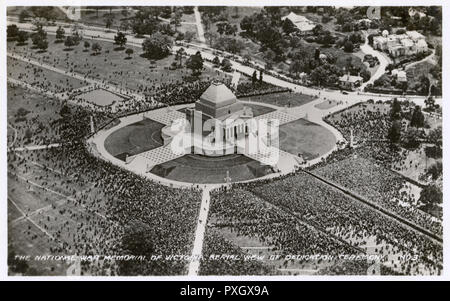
[114, 46, 125, 51]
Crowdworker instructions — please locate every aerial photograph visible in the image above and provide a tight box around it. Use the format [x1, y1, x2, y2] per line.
[5, 5, 443, 277]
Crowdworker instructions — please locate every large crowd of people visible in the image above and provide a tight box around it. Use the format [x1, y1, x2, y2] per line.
[7, 98, 203, 275]
[7, 20, 443, 277]
[313, 156, 443, 236]
[213, 171, 443, 275]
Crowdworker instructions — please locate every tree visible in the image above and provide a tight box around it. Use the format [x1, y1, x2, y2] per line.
[289, 59, 304, 78]
[105, 15, 114, 29]
[64, 36, 76, 50]
[259, 71, 264, 83]
[240, 16, 254, 34]
[114, 31, 127, 48]
[83, 41, 90, 52]
[171, 9, 183, 30]
[216, 21, 237, 36]
[60, 104, 71, 116]
[204, 31, 217, 46]
[221, 58, 233, 72]
[184, 31, 196, 43]
[37, 39, 48, 52]
[425, 96, 435, 111]
[282, 18, 296, 35]
[344, 40, 354, 53]
[314, 48, 321, 60]
[312, 24, 323, 36]
[212, 56, 220, 67]
[428, 126, 442, 148]
[387, 120, 402, 144]
[16, 31, 28, 45]
[125, 48, 134, 59]
[426, 162, 442, 180]
[91, 42, 102, 55]
[186, 51, 204, 76]
[402, 127, 421, 149]
[419, 185, 442, 208]
[410, 105, 425, 128]
[31, 27, 47, 47]
[175, 47, 186, 66]
[390, 98, 402, 120]
[18, 10, 30, 23]
[55, 26, 65, 42]
[252, 70, 258, 85]
[142, 33, 172, 59]
[7, 25, 19, 40]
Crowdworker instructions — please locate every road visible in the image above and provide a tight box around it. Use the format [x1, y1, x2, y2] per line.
[188, 186, 213, 276]
[359, 32, 392, 90]
[194, 6, 206, 45]
[7, 18, 441, 109]
[405, 49, 436, 70]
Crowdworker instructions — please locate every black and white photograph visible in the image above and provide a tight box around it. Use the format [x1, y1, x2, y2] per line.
[1, 1, 447, 281]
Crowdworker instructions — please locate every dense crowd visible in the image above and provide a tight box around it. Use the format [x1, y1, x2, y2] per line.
[203, 188, 363, 275]
[213, 171, 443, 276]
[199, 229, 275, 276]
[326, 102, 391, 143]
[313, 157, 442, 236]
[8, 100, 203, 275]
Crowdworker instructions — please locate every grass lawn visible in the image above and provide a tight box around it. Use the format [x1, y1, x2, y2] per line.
[8, 219, 69, 276]
[8, 198, 23, 222]
[392, 145, 440, 183]
[104, 118, 165, 160]
[7, 35, 226, 93]
[7, 56, 88, 93]
[279, 118, 336, 160]
[8, 176, 64, 213]
[406, 61, 437, 91]
[241, 92, 317, 108]
[7, 84, 63, 146]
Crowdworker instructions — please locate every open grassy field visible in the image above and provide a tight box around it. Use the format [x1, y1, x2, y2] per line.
[8, 218, 69, 276]
[406, 61, 437, 91]
[7, 56, 88, 93]
[279, 118, 336, 160]
[7, 154, 114, 275]
[7, 34, 227, 93]
[241, 92, 317, 108]
[104, 118, 165, 160]
[7, 84, 63, 146]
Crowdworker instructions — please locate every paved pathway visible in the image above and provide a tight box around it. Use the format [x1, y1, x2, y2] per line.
[12, 143, 62, 152]
[405, 49, 436, 70]
[359, 32, 392, 90]
[194, 6, 206, 45]
[188, 186, 214, 275]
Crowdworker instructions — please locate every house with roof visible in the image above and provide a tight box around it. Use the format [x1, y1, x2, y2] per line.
[339, 74, 363, 90]
[281, 12, 316, 34]
[372, 30, 428, 58]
